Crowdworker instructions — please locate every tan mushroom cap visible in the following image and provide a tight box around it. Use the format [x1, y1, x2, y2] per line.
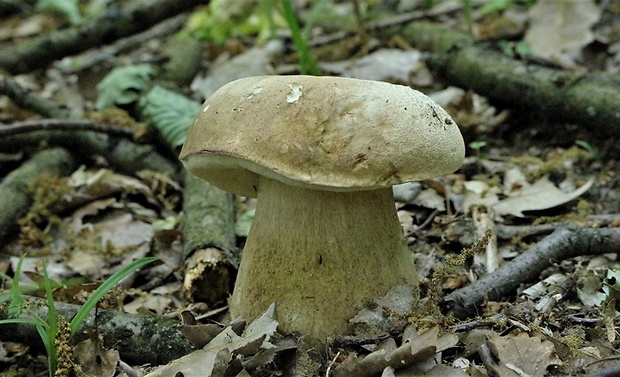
[180, 75, 465, 198]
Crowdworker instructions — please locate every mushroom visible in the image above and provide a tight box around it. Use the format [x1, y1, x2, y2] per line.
[179, 75, 464, 342]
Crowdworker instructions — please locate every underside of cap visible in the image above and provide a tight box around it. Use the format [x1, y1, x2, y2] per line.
[180, 75, 465, 197]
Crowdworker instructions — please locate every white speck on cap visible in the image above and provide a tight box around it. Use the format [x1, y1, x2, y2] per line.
[286, 84, 303, 103]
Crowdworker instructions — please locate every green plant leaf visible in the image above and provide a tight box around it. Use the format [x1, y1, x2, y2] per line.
[95, 65, 154, 110]
[0, 317, 47, 327]
[70, 257, 158, 335]
[138, 86, 201, 148]
[276, 0, 319, 75]
[183, 0, 283, 44]
[469, 141, 488, 150]
[7, 255, 26, 317]
[40, 261, 58, 376]
[36, 0, 82, 25]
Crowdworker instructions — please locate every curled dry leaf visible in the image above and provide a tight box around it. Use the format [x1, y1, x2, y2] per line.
[349, 285, 415, 336]
[333, 325, 459, 377]
[319, 49, 433, 87]
[492, 176, 593, 218]
[483, 332, 562, 376]
[178, 310, 226, 348]
[146, 304, 279, 377]
[73, 332, 120, 377]
[525, 0, 600, 67]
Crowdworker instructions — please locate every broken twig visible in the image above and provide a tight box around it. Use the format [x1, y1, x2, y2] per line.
[0, 119, 138, 139]
[442, 226, 620, 318]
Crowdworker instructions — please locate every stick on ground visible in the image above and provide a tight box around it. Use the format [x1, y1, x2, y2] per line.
[0, 296, 193, 365]
[400, 22, 620, 138]
[0, 147, 78, 245]
[442, 226, 620, 318]
[0, 0, 204, 74]
[181, 173, 238, 304]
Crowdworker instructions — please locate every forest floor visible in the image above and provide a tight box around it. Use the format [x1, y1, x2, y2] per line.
[1, 0, 620, 376]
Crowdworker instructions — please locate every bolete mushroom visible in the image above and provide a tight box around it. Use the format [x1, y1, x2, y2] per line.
[179, 75, 464, 342]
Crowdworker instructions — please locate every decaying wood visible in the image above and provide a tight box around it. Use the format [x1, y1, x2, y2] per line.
[496, 214, 620, 239]
[0, 74, 70, 119]
[0, 0, 205, 74]
[56, 13, 189, 74]
[0, 75, 178, 176]
[0, 119, 137, 139]
[0, 296, 194, 365]
[442, 226, 620, 318]
[308, 2, 462, 48]
[0, 130, 178, 177]
[399, 22, 620, 137]
[181, 173, 238, 304]
[0, 0, 32, 16]
[0, 147, 77, 245]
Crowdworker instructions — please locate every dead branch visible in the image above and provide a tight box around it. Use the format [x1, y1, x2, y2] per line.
[400, 22, 620, 138]
[0, 119, 137, 139]
[496, 214, 620, 239]
[0, 74, 70, 119]
[0, 0, 33, 17]
[0, 147, 77, 245]
[0, 74, 178, 176]
[0, 0, 205, 74]
[0, 296, 193, 365]
[442, 226, 620, 319]
[307, 2, 462, 48]
[56, 13, 189, 74]
[181, 173, 238, 304]
[589, 364, 620, 377]
[0, 130, 178, 177]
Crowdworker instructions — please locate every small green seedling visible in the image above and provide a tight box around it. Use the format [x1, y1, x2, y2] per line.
[575, 139, 603, 168]
[0, 255, 158, 376]
[498, 40, 531, 61]
[460, 0, 473, 35]
[469, 140, 487, 151]
[469, 140, 488, 159]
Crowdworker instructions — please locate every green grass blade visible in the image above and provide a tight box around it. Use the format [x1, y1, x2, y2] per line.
[0, 317, 47, 327]
[39, 260, 59, 376]
[70, 257, 158, 334]
[6, 255, 27, 317]
[279, 0, 320, 75]
[41, 261, 58, 340]
[36, 323, 56, 377]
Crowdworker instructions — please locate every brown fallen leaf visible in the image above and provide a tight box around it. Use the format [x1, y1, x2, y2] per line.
[73, 332, 120, 377]
[492, 176, 593, 218]
[484, 332, 562, 377]
[524, 0, 600, 67]
[333, 325, 459, 377]
[145, 304, 279, 377]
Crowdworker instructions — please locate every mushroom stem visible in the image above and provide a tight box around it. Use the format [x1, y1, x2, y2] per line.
[229, 176, 416, 341]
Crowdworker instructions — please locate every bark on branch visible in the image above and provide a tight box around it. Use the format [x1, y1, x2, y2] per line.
[0, 296, 193, 365]
[0, 74, 179, 176]
[181, 173, 238, 304]
[442, 226, 620, 319]
[0, 74, 70, 119]
[0, 0, 205, 74]
[0, 147, 78, 245]
[399, 22, 620, 137]
[0, 130, 178, 177]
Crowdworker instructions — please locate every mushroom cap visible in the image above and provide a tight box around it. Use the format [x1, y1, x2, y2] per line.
[180, 75, 465, 198]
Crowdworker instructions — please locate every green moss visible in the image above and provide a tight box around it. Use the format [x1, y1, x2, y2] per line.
[17, 174, 71, 248]
[427, 229, 493, 316]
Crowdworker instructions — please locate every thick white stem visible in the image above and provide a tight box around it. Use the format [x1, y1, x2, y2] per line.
[229, 176, 415, 341]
